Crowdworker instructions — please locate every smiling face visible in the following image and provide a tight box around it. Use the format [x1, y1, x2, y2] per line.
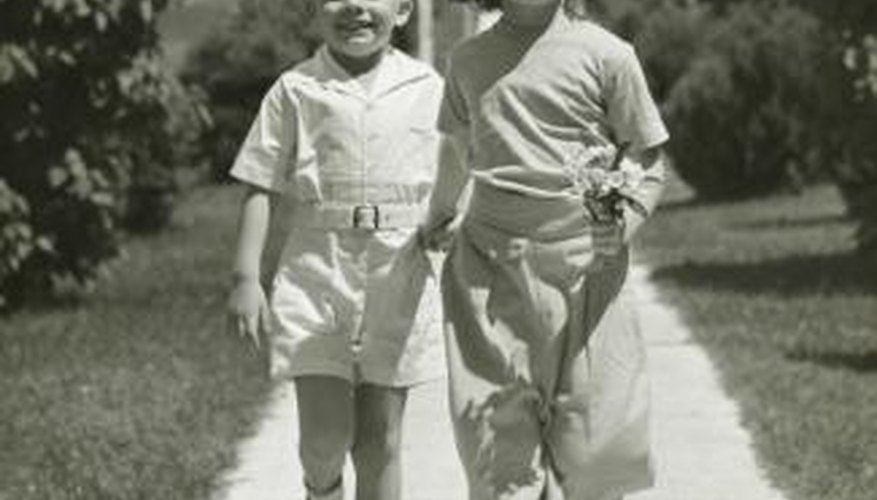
[313, 0, 412, 60]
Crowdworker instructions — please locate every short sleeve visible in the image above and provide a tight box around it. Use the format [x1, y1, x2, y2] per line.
[605, 45, 669, 151]
[229, 77, 297, 192]
[437, 58, 470, 135]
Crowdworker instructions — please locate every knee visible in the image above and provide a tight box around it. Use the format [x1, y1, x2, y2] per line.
[300, 425, 351, 472]
[351, 422, 402, 468]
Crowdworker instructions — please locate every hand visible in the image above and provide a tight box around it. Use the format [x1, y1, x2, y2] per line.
[418, 212, 461, 252]
[591, 219, 625, 257]
[226, 278, 269, 351]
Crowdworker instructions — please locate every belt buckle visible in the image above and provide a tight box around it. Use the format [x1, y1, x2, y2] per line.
[352, 204, 379, 229]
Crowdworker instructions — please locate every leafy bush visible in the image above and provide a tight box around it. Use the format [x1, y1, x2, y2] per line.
[0, 0, 208, 308]
[624, 0, 713, 103]
[182, 0, 318, 180]
[663, 2, 837, 198]
[614, 0, 876, 257]
[829, 32, 877, 260]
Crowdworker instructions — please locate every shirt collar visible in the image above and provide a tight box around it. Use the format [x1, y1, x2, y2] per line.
[316, 46, 432, 100]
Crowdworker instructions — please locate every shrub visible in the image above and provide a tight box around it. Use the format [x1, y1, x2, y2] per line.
[830, 33, 877, 260]
[625, 0, 714, 103]
[663, 2, 836, 198]
[0, 0, 208, 308]
[181, 0, 318, 180]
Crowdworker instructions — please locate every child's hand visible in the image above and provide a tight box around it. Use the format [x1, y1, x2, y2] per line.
[226, 278, 269, 350]
[591, 220, 625, 257]
[591, 203, 647, 258]
[418, 213, 461, 252]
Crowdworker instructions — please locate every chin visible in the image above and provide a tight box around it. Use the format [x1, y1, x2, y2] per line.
[339, 44, 376, 57]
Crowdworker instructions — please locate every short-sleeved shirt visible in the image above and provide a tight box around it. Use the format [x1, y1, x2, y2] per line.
[439, 12, 668, 199]
[231, 46, 443, 208]
[229, 47, 446, 386]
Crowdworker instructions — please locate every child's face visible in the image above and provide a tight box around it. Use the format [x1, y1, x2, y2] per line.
[313, 0, 412, 59]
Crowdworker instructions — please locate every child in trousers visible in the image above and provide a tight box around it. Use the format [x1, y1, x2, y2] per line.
[226, 1, 444, 499]
[421, 0, 669, 499]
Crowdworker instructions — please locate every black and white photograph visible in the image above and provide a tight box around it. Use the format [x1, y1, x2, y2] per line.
[1, 1, 875, 500]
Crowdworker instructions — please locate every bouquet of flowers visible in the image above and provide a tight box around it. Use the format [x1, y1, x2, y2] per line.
[562, 140, 648, 223]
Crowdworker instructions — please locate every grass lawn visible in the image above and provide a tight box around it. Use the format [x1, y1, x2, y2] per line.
[0, 185, 270, 500]
[636, 182, 877, 500]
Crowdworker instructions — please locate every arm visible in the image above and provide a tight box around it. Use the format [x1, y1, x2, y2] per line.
[592, 145, 666, 258]
[621, 145, 667, 242]
[420, 133, 471, 249]
[227, 184, 273, 348]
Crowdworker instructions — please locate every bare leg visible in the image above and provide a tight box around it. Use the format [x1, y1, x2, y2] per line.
[295, 376, 354, 500]
[350, 383, 408, 500]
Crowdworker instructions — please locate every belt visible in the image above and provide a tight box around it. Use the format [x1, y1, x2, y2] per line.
[294, 203, 426, 230]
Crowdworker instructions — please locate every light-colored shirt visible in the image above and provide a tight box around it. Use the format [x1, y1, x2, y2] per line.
[439, 12, 668, 201]
[231, 46, 443, 210]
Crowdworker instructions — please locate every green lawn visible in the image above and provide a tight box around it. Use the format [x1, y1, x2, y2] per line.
[0, 186, 269, 500]
[636, 182, 877, 500]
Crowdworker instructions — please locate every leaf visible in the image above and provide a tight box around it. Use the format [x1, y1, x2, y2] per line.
[48, 167, 69, 188]
[90, 192, 115, 207]
[94, 11, 108, 32]
[140, 0, 154, 23]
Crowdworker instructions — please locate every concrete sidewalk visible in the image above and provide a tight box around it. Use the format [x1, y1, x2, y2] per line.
[626, 266, 786, 500]
[210, 265, 787, 500]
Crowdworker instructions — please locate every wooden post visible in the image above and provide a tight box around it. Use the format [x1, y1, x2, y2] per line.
[415, 0, 434, 64]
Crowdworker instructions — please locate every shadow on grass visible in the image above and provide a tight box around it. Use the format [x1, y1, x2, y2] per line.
[785, 350, 877, 373]
[655, 196, 705, 214]
[651, 253, 877, 296]
[730, 213, 850, 231]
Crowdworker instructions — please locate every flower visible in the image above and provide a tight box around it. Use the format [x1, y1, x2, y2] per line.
[561, 141, 645, 222]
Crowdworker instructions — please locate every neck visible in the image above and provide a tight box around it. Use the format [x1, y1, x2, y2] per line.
[328, 47, 388, 76]
[502, 0, 562, 29]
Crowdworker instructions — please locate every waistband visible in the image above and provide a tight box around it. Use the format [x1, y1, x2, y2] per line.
[467, 180, 589, 239]
[293, 202, 426, 230]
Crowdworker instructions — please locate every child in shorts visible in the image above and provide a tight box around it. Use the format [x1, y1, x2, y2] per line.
[226, 1, 444, 499]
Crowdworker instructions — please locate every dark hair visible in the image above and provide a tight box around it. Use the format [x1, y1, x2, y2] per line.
[451, 0, 591, 18]
[451, 0, 501, 9]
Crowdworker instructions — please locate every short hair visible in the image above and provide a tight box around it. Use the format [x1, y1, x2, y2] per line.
[451, 0, 591, 18]
[452, 0, 501, 10]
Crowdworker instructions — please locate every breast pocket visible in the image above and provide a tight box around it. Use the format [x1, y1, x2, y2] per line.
[402, 117, 440, 173]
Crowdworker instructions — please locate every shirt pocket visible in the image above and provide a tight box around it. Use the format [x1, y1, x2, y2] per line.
[402, 115, 440, 175]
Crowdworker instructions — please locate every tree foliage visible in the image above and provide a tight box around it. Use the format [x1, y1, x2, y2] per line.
[181, 0, 318, 179]
[803, 0, 877, 257]
[0, 0, 208, 308]
[606, 0, 876, 258]
[661, 2, 838, 198]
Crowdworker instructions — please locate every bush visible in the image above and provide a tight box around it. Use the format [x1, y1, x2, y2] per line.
[830, 33, 877, 260]
[624, 0, 714, 103]
[663, 2, 836, 198]
[181, 0, 318, 180]
[0, 0, 208, 308]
